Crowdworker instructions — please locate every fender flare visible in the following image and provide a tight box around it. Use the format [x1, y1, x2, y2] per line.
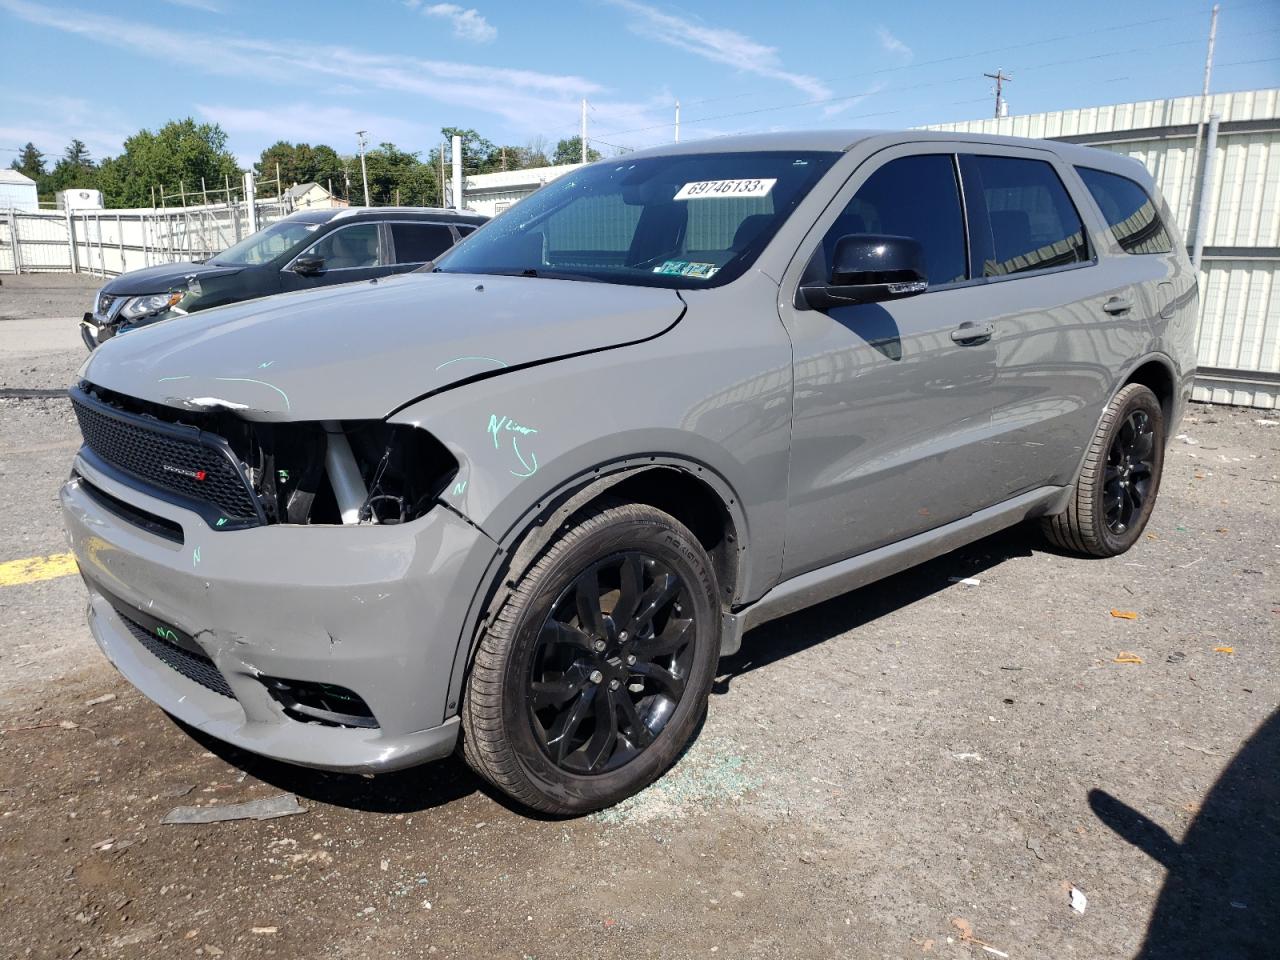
[439, 456, 750, 721]
[1059, 350, 1180, 503]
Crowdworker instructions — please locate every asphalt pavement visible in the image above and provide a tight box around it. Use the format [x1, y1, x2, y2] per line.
[0, 273, 1276, 960]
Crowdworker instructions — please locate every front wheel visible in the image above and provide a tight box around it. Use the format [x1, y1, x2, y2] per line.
[461, 502, 721, 815]
[1042, 382, 1166, 557]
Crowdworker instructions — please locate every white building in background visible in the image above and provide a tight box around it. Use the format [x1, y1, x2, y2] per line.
[0, 169, 39, 211]
[285, 182, 346, 209]
[458, 163, 582, 217]
[928, 88, 1280, 409]
[56, 188, 103, 210]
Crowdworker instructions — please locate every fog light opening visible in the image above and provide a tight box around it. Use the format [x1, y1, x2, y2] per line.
[263, 678, 379, 729]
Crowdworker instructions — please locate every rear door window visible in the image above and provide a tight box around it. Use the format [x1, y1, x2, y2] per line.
[820, 154, 968, 286]
[961, 155, 1089, 277]
[302, 223, 382, 269]
[390, 223, 456, 264]
[1076, 167, 1174, 254]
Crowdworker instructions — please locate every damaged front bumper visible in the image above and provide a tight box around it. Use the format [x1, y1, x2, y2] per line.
[61, 453, 500, 774]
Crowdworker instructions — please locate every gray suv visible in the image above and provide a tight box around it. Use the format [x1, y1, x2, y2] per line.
[60, 131, 1196, 814]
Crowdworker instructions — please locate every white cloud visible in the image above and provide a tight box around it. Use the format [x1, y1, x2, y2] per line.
[0, 0, 642, 139]
[420, 3, 495, 43]
[0, 94, 133, 160]
[606, 0, 831, 101]
[876, 26, 912, 62]
[198, 102, 431, 155]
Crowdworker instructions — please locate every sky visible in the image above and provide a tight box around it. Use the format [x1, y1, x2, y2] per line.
[1, 0, 1277, 168]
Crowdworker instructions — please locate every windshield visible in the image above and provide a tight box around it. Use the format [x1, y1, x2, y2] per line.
[211, 220, 324, 266]
[434, 151, 839, 288]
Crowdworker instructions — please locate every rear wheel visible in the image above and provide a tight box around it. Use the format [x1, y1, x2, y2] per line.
[1042, 382, 1165, 557]
[461, 502, 721, 815]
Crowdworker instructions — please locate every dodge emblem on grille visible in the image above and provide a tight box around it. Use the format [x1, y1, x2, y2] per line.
[162, 464, 207, 481]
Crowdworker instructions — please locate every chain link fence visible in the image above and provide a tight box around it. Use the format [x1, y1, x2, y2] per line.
[0, 198, 293, 277]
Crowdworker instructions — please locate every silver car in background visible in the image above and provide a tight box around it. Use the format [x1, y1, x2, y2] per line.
[60, 131, 1196, 814]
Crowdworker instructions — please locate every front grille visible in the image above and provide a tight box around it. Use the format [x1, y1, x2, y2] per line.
[71, 387, 262, 525]
[120, 613, 235, 699]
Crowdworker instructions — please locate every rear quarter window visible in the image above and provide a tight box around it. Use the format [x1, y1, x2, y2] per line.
[1076, 166, 1174, 255]
[390, 223, 456, 264]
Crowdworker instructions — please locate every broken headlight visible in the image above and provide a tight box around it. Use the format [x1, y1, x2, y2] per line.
[119, 289, 185, 320]
[230, 420, 458, 526]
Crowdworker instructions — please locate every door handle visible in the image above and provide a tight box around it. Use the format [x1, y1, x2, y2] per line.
[1102, 296, 1134, 315]
[951, 321, 994, 343]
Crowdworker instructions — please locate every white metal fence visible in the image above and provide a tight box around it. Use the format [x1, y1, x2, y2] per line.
[0, 198, 292, 278]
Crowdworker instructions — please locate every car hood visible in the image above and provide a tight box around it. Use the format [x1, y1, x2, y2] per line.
[101, 261, 245, 296]
[81, 272, 685, 421]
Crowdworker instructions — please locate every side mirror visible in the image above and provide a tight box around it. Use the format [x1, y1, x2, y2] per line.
[799, 234, 928, 309]
[292, 255, 325, 276]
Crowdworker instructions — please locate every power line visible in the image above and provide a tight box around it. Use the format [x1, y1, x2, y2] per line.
[590, 35, 1209, 144]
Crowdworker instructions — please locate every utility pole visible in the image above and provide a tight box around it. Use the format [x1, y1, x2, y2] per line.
[984, 69, 1012, 119]
[1186, 3, 1220, 251]
[674, 99, 680, 143]
[451, 134, 463, 210]
[355, 130, 370, 207]
[581, 98, 588, 164]
[439, 141, 446, 207]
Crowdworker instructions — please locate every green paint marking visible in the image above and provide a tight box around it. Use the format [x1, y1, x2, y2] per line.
[452, 480, 467, 496]
[212, 377, 291, 412]
[155, 626, 180, 644]
[215, 517, 227, 527]
[510, 436, 538, 478]
[277, 469, 290, 483]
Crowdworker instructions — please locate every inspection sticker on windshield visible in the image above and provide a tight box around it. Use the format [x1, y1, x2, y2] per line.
[654, 260, 720, 278]
[674, 178, 776, 200]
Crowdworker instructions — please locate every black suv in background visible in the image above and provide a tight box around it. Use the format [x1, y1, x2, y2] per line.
[81, 207, 487, 349]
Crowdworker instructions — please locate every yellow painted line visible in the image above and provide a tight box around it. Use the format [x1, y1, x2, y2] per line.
[0, 551, 78, 587]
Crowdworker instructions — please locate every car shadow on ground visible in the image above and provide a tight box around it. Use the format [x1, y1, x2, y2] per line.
[175, 719, 484, 815]
[181, 523, 1040, 816]
[714, 523, 1040, 693]
[1089, 708, 1279, 960]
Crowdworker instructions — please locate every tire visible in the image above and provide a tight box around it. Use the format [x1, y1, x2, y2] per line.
[1042, 382, 1165, 557]
[461, 502, 721, 815]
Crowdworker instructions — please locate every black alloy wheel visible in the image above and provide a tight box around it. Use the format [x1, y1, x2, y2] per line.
[1103, 409, 1156, 535]
[461, 501, 721, 815]
[528, 552, 695, 775]
[1041, 382, 1165, 557]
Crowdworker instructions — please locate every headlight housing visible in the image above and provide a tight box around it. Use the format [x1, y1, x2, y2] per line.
[119, 289, 184, 321]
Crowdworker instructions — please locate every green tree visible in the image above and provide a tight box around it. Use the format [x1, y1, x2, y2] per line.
[44, 139, 99, 195]
[63, 139, 92, 167]
[359, 142, 439, 206]
[254, 141, 344, 193]
[96, 118, 240, 208]
[439, 127, 499, 175]
[9, 141, 46, 179]
[552, 136, 601, 165]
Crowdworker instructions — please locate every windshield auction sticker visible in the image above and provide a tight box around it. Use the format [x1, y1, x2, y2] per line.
[673, 178, 777, 200]
[654, 260, 720, 278]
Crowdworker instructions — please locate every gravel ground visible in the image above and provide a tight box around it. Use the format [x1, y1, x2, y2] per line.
[0, 274, 1276, 960]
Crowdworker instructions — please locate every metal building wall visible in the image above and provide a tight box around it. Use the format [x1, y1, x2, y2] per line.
[928, 89, 1280, 408]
